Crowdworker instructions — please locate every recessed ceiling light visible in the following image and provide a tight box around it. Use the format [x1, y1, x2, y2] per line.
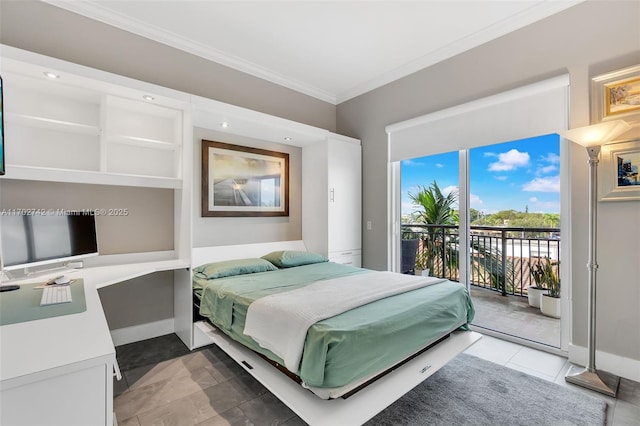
[142, 95, 155, 101]
[284, 137, 292, 141]
[43, 71, 60, 79]
[220, 122, 230, 128]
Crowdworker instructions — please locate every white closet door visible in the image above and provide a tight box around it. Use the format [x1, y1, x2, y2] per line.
[327, 139, 361, 254]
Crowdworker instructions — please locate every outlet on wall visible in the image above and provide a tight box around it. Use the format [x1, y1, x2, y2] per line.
[366, 221, 372, 230]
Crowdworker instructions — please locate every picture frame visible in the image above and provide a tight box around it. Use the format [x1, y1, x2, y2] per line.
[591, 64, 640, 125]
[201, 140, 289, 217]
[599, 138, 640, 202]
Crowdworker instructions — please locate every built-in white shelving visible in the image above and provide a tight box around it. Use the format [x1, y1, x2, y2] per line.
[1, 51, 186, 188]
[0, 44, 363, 426]
[3, 165, 183, 189]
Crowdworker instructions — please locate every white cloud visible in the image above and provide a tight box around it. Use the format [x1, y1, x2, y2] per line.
[529, 197, 538, 203]
[522, 176, 560, 192]
[495, 176, 508, 181]
[401, 200, 417, 215]
[539, 164, 558, 174]
[441, 185, 459, 196]
[488, 149, 530, 171]
[470, 193, 483, 208]
[544, 153, 560, 164]
[402, 159, 422, 167]
[436, 163, 444, 168]
[535, 152, 560, 175]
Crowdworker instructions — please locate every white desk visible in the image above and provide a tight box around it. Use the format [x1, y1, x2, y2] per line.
[0, 258, 189, 426]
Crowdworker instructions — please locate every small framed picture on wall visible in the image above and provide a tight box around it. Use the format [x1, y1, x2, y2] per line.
[591, 64, 640, 125]
[599, 139, 640, 202]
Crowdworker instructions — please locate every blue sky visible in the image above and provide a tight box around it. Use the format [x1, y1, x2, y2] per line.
[401, 134, 560, 216]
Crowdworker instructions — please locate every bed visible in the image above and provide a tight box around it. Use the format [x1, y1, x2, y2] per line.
[191, 241, 481, 425]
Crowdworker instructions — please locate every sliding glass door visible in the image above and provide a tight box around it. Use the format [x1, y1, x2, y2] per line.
[467, 135, 561, 347]
[399, 134, 562, 348]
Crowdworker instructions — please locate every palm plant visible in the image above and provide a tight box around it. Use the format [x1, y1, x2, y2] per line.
[409, 180, 513, 290]
[409, 181, 458, 226]
[409, 181, 459, 276]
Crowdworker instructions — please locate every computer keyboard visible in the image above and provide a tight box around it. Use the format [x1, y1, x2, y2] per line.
[40, 285, 73, 306]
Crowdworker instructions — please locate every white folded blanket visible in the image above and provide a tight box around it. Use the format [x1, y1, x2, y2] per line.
[243, 271, 445, 372]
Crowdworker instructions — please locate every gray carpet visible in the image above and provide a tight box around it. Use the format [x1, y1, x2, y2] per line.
[367, 353, 607, 426]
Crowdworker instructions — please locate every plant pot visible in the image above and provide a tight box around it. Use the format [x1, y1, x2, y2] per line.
[540, 294, 561, 318]
[421, 269, 430, 277]
[527, 286, 547, 308]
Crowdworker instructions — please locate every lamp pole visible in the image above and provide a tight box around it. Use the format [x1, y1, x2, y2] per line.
[564, 146, 619, 397]
[558, 120, 631, 396]
[586, 146, 599, 373]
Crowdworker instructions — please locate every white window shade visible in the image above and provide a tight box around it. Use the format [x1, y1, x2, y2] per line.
[387, 74, 569, 162]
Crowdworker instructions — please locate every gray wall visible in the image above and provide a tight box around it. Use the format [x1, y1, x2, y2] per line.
[0, 181, 174, 254]
[98, 272, 175, 330]
[192, 128, 303, 250]
[337, 1, 640, 364]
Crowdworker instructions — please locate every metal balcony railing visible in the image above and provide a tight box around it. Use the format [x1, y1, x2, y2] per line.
[401, 224, 560, 297]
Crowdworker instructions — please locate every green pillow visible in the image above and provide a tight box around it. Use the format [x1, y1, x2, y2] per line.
[261, 250, 328, 268]
[193, 258, 277, 279]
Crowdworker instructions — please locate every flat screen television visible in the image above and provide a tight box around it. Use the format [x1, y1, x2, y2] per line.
[1, 211, 98, 271]
[1, 74, 4, 175]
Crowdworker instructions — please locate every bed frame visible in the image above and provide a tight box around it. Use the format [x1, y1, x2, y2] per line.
[191, 241, 482, 425]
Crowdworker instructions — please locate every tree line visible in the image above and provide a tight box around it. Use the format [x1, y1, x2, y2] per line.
[405, 181, 560, 229]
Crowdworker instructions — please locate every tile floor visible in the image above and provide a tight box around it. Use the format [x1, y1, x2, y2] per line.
[114, 333, 640, 426]
[470, 286, 561, 348]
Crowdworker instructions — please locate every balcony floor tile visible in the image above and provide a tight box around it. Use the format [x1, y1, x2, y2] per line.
[470, 286, 561, 348]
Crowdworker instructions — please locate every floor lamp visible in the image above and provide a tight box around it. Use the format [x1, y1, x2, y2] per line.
[561, 119, 631, 397]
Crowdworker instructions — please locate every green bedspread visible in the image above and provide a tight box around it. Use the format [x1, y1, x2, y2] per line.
[194, 262, 474, 389]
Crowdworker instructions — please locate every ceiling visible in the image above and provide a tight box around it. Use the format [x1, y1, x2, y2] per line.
[44, 0, 583, 105]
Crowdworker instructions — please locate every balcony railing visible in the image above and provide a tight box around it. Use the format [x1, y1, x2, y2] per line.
[401, 224, 560, 297]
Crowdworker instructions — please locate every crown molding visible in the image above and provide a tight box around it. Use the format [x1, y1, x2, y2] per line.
[337, 0, 584, 104]
[44, 0, 584, 106]
[43, 0, 337, 104]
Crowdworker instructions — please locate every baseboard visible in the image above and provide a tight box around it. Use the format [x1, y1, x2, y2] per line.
[111, 318, 175, 346]
[568, 344, 640, 382]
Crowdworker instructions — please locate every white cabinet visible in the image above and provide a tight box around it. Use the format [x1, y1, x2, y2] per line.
[0, 50, 186, 188]
[0, 266, 121, 426]
[1, 358, 115, 426]
[302, 135, 362, 266]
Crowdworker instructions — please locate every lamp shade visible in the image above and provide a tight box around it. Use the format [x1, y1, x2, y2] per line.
[560, 120, 631, 147]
